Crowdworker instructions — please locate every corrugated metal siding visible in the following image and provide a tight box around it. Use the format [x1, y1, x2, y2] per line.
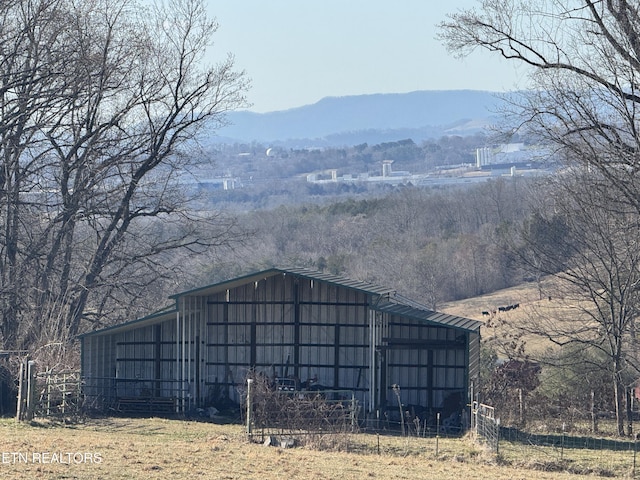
[81, 316, 179, 408]
[177, 295, 206, 411]
[467, 331, 481, 401]
[82, 334, 117, 407]
[384, 315, 469, 414]
[113, 318, 179, 399]
[204, 273, 372, 405]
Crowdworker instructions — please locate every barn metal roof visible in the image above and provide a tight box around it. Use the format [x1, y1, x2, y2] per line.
[80, 267, 480, 338]
[171, 267, 480, 332]
[170, 266, 395, 299]
[374, 297, 482, 333]
[78, 307, 177, 338]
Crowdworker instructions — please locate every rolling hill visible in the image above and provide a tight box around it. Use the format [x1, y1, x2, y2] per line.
[212, 90, 509, 146]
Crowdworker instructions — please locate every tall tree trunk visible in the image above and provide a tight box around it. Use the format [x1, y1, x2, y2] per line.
[591, 390, 598, 434]
[627, 388, 633, 437]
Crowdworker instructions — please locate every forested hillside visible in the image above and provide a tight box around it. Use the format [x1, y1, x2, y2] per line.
[190, 177, 536, 310]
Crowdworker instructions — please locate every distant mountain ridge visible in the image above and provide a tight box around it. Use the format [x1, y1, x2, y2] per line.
[211, 90, 507, 147]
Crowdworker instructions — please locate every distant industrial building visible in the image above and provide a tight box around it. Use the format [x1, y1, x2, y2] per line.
[475, 147, 493, 168]
[307, 160, 413, 185]
[475, 143, 541, 168]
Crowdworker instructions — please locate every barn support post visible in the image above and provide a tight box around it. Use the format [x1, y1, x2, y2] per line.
[293, 278, 300, 380]
[199, 295, 207, 407]
[188, 297, 194, 409]
[176, 309, 181, 413]
[195, 335, 200, 407]
[250, 297, 257, 368]
[334, 324, 340, 389]
[368, 309, 376, 413]
[181, 299, 187, 412]
[223, 302, 229, 399]
[154, 324, 161, 398]
[427, 350, 434, 411]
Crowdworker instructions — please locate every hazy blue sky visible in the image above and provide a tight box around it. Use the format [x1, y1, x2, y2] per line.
[207, 1, 528, 113]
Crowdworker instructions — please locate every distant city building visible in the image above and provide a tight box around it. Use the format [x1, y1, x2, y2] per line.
[305, 147, 554, 188]
[382, 160, 394, 177]
[476, 147, 493, 167]
[476, 143, 541, 167]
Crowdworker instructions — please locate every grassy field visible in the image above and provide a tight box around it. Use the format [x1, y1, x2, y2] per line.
[0, 416, 629, 479]
[440, 277, 582, 356]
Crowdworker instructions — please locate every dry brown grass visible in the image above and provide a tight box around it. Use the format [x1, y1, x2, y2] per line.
[0, 416, 614, 479]
[440, 277, 587, 356]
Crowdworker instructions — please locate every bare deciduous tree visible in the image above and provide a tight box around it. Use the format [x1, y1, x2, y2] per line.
[440, 0, 640, 436]
[0, 0, 249, 358]
[516, 174, 640, 435]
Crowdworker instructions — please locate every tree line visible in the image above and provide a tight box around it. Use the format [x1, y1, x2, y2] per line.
[196, 178, 533, 310]
[0, 0, 248, 367]
[208, 133, 498, 183]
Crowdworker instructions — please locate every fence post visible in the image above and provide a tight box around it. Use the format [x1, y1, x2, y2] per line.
[46, 375, 51, 416]
[351, 392, 356, 431]
[63, 373, 68, 414]
[392, 384, 405, 436]
[25, 360, 36, 421]
[15, 359, 25, 421]
[246, 378, 253, 439]
[436, 412, 440, 456]
[561, 422, 565, 461]
[633, 436, 637, 479]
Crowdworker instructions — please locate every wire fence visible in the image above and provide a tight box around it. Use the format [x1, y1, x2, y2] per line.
[471, 402, 640, 477]
[498, 427, 640, 478]
[473, 402, 499, 452]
